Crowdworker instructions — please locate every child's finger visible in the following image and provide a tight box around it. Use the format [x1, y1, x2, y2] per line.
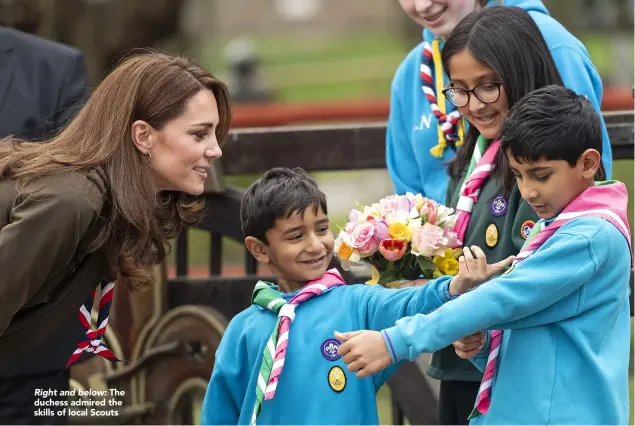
[489, 255, 515, 274]
[356, 368, 372, 379]
[335, 330, 364, 342]
[462, 246, 476, 271]
[453, 339, 478, 353]
[338, 340, 352, 356]
[342, 350, 358, 365]
[471, 245, 487, 272]
[460, 332, 483, 345]
[461, 339, 482, 352]
[458, 256, 467, 274]
[347, 359, 364, 373]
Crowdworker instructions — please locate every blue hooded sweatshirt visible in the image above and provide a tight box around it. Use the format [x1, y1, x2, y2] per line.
[200, 277, 457, 425]
[381, 210, 631, 423]
[386, 0, 613, 203]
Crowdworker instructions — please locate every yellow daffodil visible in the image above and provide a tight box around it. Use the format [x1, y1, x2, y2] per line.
[388, 222, 411, 241]
[366, 266, 380, 285]
[432, 248, 461, 276]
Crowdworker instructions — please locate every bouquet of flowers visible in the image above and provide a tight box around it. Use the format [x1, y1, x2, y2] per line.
[334, 193, 462, 287]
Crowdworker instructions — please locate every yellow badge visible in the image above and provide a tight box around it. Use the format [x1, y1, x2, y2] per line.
[328, 366, 346, 393]
[485, 223, 498, 248]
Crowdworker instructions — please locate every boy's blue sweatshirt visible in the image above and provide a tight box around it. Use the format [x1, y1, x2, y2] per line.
[386, 0, 612, 203]
[383, 217, 631, 424]
[201, 277, 455, 425]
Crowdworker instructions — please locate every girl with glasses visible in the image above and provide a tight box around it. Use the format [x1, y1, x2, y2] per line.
[387, 0, 612, 205]
[386, 2, 612, 424]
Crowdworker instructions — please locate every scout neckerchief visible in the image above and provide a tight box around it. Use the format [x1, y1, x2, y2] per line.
[453, 136, 500, 244]
[249, 269, 345, 425]
[469, 181, 632, 420]
[65, 281, 123, 369]
[421, 38, 465, 157]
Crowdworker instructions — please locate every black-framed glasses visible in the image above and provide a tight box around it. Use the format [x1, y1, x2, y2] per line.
[442, 82, 503, 108]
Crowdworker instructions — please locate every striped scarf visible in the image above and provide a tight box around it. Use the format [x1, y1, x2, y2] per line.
[469, 181, 632, 419]
[421, 38, 464, 158]
[250, 269, 345, 425]
[453, 136, 500, 244]
[65, 281, 123, 369]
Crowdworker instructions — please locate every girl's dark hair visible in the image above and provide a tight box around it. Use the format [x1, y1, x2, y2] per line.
[441, 6, 564, 195]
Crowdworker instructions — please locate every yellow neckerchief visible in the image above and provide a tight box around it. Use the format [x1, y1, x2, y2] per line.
[429, 38, 465, 158]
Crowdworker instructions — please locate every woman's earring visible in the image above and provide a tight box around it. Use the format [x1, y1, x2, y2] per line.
[146, 151, 152, 161]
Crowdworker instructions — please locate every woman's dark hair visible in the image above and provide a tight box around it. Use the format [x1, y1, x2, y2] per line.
[441, 6, 564, 195]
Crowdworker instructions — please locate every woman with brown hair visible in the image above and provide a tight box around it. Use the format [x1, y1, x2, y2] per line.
[0, 51, 231, 369]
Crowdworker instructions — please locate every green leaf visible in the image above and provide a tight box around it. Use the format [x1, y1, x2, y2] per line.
[416, 257, 437, 272]
[378, 270, 399, 285]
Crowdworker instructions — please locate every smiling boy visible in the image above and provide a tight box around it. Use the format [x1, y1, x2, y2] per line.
[200, 167, 511, 425]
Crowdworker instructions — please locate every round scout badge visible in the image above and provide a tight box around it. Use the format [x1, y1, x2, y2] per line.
[485, 223, 498, 248]
[320, 338, 341, 361]
[521, 220, 535, 239]
[328, 366, 346, 392]
[490, 196, 508, 217]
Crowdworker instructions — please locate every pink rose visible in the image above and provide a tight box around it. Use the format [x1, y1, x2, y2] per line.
[420, 200, 439, 224]
[445, 230, 461, 248]
[345, 209, 363, 233]
[349, 221, 378, 254]
[373, 219, 390, 242]
[411, 223, 445, 257]
[380, 195, 413, 215]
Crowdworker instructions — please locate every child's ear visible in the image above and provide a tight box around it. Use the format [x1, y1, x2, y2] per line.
[245, 236, 270, 264]
[579, 149, 602, 179]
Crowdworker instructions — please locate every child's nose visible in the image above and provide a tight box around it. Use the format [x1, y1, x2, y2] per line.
[519, 183, 538, 201]
[468, 94, 486, 113]
[414, 0, 434, 14]
[306, 234, 323, 252]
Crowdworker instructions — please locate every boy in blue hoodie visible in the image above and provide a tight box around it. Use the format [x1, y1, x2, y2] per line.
[199, 167, 512, 425]
[340, 85, 631, 424]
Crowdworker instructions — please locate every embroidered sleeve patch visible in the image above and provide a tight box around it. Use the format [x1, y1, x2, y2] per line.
[520, 220, 535, 239]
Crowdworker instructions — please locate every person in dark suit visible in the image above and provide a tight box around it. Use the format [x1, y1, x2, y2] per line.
[0, 26, 91, 425]
[0, 26, 90, 141]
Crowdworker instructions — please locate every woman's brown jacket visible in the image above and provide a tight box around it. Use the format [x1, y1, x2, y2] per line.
[0, 168, 112, 368]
